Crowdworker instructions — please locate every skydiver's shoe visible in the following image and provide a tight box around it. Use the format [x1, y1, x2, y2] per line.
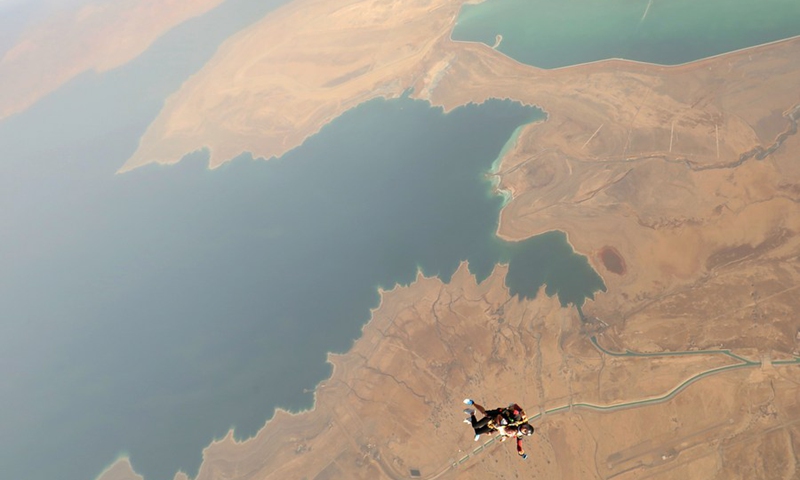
[463, 408, 475, 415]
[474, 434, 481, 442]
[463, 398, 474, 406]
[463, 418, 472, 424]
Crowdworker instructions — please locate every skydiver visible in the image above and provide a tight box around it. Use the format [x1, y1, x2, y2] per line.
[497, 422, 534, 459]
[462, 398, 533, 459]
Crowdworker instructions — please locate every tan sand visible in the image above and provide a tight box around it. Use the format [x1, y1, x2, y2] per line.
[94, 457, 142, 480]
[101, 262, 800, 480]
[0, 0, 226, 120]
[119, 0, 469, 171]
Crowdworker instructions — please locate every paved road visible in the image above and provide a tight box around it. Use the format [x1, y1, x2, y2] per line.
[421, 334, 800, 478]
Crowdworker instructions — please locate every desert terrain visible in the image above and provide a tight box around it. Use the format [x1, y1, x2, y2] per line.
[105, 0, 800, 478]
[104, 263, 800, 480]
[0, 0, 225, 120]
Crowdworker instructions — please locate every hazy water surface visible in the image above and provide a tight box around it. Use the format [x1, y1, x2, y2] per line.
[452, 0, 800, 68]
[0, 3, 607, 480]
[2, 94, 603, 480]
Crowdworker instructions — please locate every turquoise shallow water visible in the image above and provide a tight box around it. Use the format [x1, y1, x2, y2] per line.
[452, 0, 800, 68]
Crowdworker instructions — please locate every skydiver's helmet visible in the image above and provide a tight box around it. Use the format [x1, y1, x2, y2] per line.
[519, 423, 534, 436]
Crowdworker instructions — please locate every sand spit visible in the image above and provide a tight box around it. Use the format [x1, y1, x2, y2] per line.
[120, 0, 471, 172]
[0, 0, 226, 120]
[94, 457, 143, 480]
[122, 0, 800, 174]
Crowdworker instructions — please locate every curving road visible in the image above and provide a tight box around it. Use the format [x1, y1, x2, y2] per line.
[418, 333, 800, 479]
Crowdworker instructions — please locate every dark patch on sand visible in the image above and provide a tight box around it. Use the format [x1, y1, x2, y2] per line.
[599, 246, 626, 275]
[705, 228, 794, 270]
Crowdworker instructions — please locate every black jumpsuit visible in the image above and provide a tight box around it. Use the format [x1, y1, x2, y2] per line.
[470, 409, 504, 435]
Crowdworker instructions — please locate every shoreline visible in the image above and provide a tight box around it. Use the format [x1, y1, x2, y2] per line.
[119, 91, 401, 173]
[100, 265, 485, 480]
[122, 0, 800, 174]
[494, 225, 609, 297]
[186, 30, 800, 174]
[488, 122, 533, 206]
[123, 269, 456, 480]
[93, 456, 142, 480]
[122, 94, 549, 173]
[448, 2, 800, 72]
[119, 0, 464, 174]
[98, 3, 800, 478]
[121, 0, 800, 175]
[173, 128, 604, 471]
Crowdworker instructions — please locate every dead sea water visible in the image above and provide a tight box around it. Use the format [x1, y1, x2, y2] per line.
[1, 93, 603, 480]
[0, 9, 607, 480]
[452, 0, 800, 69]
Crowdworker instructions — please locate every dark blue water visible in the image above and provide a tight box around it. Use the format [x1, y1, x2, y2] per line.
[1, 93, 603, 480]
[0, 4, 603, 480]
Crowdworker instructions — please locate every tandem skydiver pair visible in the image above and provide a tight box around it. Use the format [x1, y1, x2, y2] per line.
[463, 398, 534, 459]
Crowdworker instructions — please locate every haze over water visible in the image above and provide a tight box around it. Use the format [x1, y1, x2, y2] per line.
[0, 42, 604, 480]
[2, 92, 603, 480]
[452, 0, 800, 68]
[8, 0, 797, 478]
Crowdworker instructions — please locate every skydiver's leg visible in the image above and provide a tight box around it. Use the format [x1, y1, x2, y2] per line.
[471, 415, 495, 434]
[483, 408, 505, 423]
[473, 403, 488, 416]
[471, 414, 488, 428]
[471, 415, 495, 435]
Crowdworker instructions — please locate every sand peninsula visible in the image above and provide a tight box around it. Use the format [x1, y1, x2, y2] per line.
[0, 0, 226, 120]
[107, 0, 800, 477]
